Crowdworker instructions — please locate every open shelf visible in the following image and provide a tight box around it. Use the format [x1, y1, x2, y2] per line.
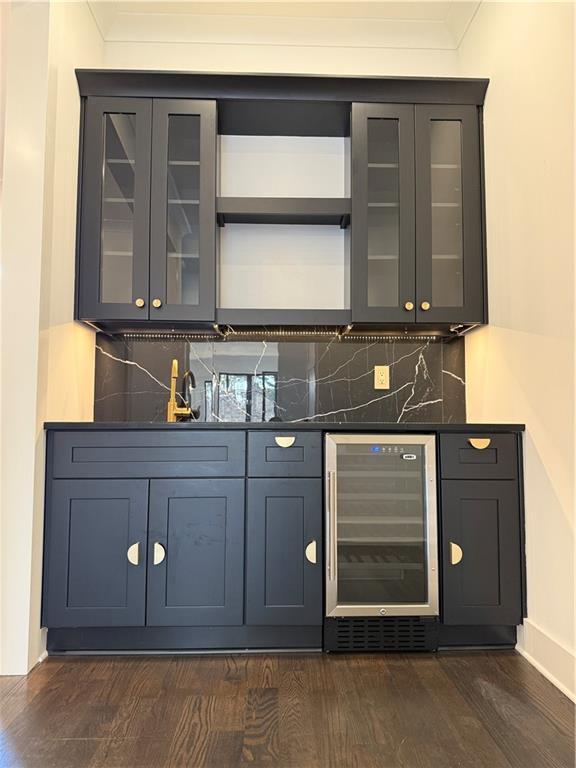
[216, 308, 351, 326]
[216, 197, 351, 227]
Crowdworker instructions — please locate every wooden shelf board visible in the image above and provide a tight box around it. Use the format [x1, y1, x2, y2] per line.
[216, 197, 351, 227]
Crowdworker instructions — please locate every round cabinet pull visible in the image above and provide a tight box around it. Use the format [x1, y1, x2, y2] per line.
[450, 542, 463, 565]
[305, 540, 317, 565]
[135, 298, 145, 308]
[153, 542, 166, 566]
[152, 298, 163, 309]
[420, 301, 431, 311]
[274, 436, 296, 448]
[404, 301, 414, 311]
[468, 437, 491, 450]
[126, 542, 140, 566]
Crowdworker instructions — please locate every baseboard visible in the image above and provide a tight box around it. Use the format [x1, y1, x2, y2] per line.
[516, 619, 575, 702]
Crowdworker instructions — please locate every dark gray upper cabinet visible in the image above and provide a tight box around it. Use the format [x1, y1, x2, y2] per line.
[75, 74, 487, 332]
[146, 479, 245, 626]
[351, 102, 485, 326]
[351, 103, 416, 323]
[415, 105, 484, 324]
[245, 478, 323, 626]
[441, 480, 522, 626]
[150, 99, 216, 322]
[79, 97, 152, 322]
[77, 97, 216, 325]
[43, 479, 149, 627]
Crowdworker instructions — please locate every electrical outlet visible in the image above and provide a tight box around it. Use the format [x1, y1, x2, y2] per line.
[374, 365, 390, 390]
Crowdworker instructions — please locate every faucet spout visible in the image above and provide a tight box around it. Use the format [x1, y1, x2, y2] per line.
[166, 358, 193, 423]
[181, 370, 200, 421]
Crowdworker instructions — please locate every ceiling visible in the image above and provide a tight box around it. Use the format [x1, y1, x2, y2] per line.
[88, 1, 481, 50]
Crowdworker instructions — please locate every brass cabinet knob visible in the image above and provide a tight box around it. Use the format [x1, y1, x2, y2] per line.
[135, 298, 145, 308]
[152, 298, 163, 308]
[403, 301, 414, 311]
[420, 301, 431, 311]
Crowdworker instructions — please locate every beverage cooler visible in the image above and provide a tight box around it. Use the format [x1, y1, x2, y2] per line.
[324, 434, 439, 651]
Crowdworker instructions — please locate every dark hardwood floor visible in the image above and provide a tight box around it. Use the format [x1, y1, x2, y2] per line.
[0, 651, 573, 768]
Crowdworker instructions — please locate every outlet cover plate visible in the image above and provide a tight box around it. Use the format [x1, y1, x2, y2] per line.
[374, 365, 390, 390]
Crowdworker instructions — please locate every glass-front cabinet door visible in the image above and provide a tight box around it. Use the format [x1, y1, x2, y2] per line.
[150, 100, 216, 322]
[325, 434, 438, 617]
[415, 105, 484, 324]
[79, 97, 152, 321]
[351, 104, 416, 323]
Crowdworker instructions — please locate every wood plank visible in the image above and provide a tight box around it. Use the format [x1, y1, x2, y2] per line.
[241, 687, 280, 764]
[0, 652, 572, 768]
[439, 652, 574, 768]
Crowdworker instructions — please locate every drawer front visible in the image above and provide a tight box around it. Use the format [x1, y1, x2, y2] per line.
[440, 434, 518, 480]
[247, 432, 322, 477]
[51, 431, 246, 478]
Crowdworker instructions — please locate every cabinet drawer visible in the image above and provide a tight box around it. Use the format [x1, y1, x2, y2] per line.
[440, 434, 518, 480]
[51, 431, 246, 478]
[247, 432, 322, 477]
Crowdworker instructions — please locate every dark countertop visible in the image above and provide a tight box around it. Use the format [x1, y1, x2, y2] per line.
[44, 422, 525, 433]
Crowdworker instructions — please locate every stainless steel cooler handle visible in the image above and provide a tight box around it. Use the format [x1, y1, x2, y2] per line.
[327, 470, 337, 581]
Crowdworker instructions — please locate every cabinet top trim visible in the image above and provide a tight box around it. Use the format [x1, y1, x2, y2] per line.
[75, 70, 489, 106]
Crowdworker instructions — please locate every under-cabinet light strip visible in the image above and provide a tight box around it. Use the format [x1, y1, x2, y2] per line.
[120, 331, 442, 342]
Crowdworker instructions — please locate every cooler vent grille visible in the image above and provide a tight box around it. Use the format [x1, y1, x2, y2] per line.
[326, 617, 438, 652]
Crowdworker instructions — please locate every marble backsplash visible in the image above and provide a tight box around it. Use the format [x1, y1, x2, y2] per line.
[94, 334, 466, 423]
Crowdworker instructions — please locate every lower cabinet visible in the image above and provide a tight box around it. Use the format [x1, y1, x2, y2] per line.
[245, 478, 323, 626]
[43, 478, 245, 629]
[43, 428, 525, 651]
[43, 479, 149, 627]
[147, 479, 244, 626]
[441, 480, 522, 625]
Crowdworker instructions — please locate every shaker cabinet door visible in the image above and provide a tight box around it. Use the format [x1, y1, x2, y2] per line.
[146, 479, 244, 626]
[149, 99, 217, 323]
[79, 97, 152, 322]
[441, 480, 522, 625]
[42, 479, 149, 627]
[351, 103, 416, 323]
[245, 478, 323, 626]
[415, 105, 485, 324]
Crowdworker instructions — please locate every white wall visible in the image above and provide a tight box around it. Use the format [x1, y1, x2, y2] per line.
[458, 3, 575, 699]
[105, 40, 457, 78]
[0, 1, 102, 675]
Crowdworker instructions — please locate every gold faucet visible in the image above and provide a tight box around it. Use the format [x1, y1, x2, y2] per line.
[166, 359, 192, 423]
